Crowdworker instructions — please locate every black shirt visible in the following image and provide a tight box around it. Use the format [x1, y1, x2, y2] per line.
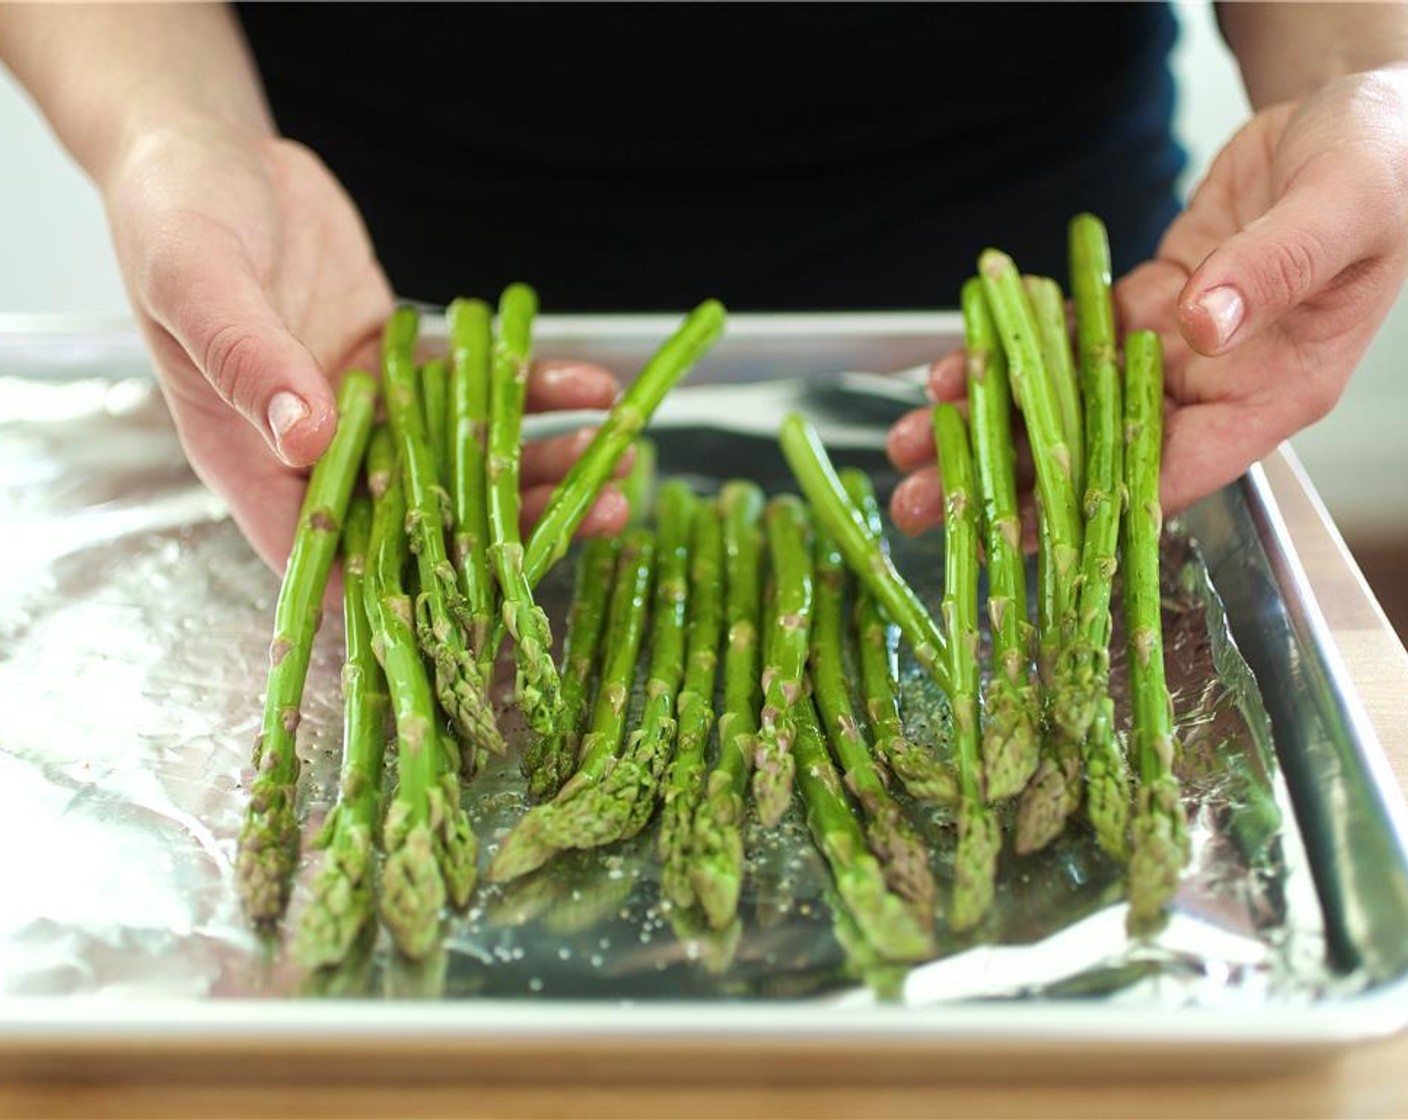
[237, 2, 1184, 311]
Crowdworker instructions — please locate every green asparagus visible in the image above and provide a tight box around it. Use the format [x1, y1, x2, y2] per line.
[933, 403, 1000, 932]
[961, 279, 1040, 801]
[522, 300, 724, 586]
[779, 413, 952, 695]
[1122, 329, 1189, 931]
[521, 536, 620, 800]
[294, 495, 388, 968]
[811, 522, 938, 921]
[659, 497, 725, 910]
[382, 306, 504, 760]
[236, 370, 377, 923]
[793, 695, 935, 962]
[487, 529, 656, 883]
[1059, 213, 1131, 857]
[840, 469, 959, 806]
[752, 495, 815, 828]
[1024, 275, 1084, 499]
[447, 297, 496, 659]
[486, 283, 562, 735]
[690, 480, 766, 929]
[420, 358, 451, 487]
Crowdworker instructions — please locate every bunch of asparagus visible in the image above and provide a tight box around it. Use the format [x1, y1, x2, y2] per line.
[235, 286, 725, 963]
[783, 214, 1189, 934]
[238, 212, 1191, 979]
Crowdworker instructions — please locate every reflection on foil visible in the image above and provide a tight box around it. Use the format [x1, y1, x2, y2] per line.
[0, 367, 1332, 1007]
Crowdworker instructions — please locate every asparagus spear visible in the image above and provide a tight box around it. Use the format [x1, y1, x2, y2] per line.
[1014, 496, 1085, 855]
[1024, 275, 1084, 499]
[752, 495, 815, 827]
[620, 436, 658, 528]
[363, 437, 444, 959]
[520, 484, 695, 855]
[420, 358, 452, 487]
[961, 279, 1040, 801]
[689, 480, 766, 929]
[933, 403, 1000, 933]
[811, 523, 938, 922]
[487, 529, 656, 883]
[448, 297, 496, 659]
[792, 694, 935, 963]
[520, 536, 620, 799]
[840, 469, 959, 805]
[659, 497, 726, 910]
[521, 300, 724, 587]
[295, 495, 388, 969]
[382, 306, 504, 760]
[236, 370, 377, 923]
[978, 249, 1082, 636]
[1122, 329, 1189, 931]
[1058, 213, 1131, 856]
[486, 283, 563, 735]
[779, 413, 952, 695]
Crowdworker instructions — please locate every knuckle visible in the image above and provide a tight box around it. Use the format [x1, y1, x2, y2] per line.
[202, 323, 266, 417]
[1258, 235, 1320, 309]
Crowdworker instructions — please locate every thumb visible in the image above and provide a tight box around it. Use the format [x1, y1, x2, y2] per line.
[1177, 162, 1387, 357]
[142, 223, 338, 467]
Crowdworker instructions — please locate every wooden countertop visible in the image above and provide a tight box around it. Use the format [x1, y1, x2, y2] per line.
[5, 447, 1408, 1120]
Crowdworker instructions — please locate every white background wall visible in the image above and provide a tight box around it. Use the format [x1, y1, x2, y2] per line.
[1, 2, 1404, 536]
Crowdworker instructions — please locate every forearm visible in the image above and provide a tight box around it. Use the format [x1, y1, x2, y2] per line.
[1218, 1, 1408, 108]
[0, 2, 272, 186]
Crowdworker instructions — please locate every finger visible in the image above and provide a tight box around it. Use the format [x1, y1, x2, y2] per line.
[927, 350, 968, 402]
[889, 465, 945, 536]
[139, 219, 337, 468]
[1178, 161, 1393, 357]
[519, 483, 629, 539]
[886, 407, 937, 472]
[519, 428, 636, 489]
[526, 360, 619, 413]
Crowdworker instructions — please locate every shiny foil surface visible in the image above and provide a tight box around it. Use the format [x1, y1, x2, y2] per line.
[0, 347, 1336, 1009]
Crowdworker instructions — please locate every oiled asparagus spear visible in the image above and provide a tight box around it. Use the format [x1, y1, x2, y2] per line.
[1024, 275, 1084, 499]
[295, 495, 388, 969]
[420, 358, 451, 487]
[522, 484, 695, 854]
[363, 439, 443, 959]
[793, 695, 935, 963]
[1122, 330, 1189, 931]
[811, 524, 938, 921]
[522, 301, 724, 585]
[659, 497, 726, 910]
[1014, 496, 1085, 855]
[978, 250, 1082, 635]
[840, 469, 959, 806]
[382, 307, 504, 760]
[487, 529, 656, 883]
[779, 413, 951, 695]
[486, 283, 562, 735]
[961, 279, 1040, 801]
[520, 536, 620, 800]
[236, 370, 377, 923]
[751, 495, 815, 827]
[690, 480, 766, 929]
[448, 297, 496, 659]
[1059, 213, 1131, 857]
[933, 403, 1000, 933]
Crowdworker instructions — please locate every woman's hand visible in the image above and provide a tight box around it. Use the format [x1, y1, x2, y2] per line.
[887, 65, 1408, 534]
[102, 123, 627, 571]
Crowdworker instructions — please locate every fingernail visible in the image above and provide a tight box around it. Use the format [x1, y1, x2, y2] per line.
[267, 391, 309, 458]
[1197, 285, 1245, 350]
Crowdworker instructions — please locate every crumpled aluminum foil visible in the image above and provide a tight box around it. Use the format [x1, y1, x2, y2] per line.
[0, 362, 1330, 1007]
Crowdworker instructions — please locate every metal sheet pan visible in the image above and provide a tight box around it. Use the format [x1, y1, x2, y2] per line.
[2, 313, 1407, 1079]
